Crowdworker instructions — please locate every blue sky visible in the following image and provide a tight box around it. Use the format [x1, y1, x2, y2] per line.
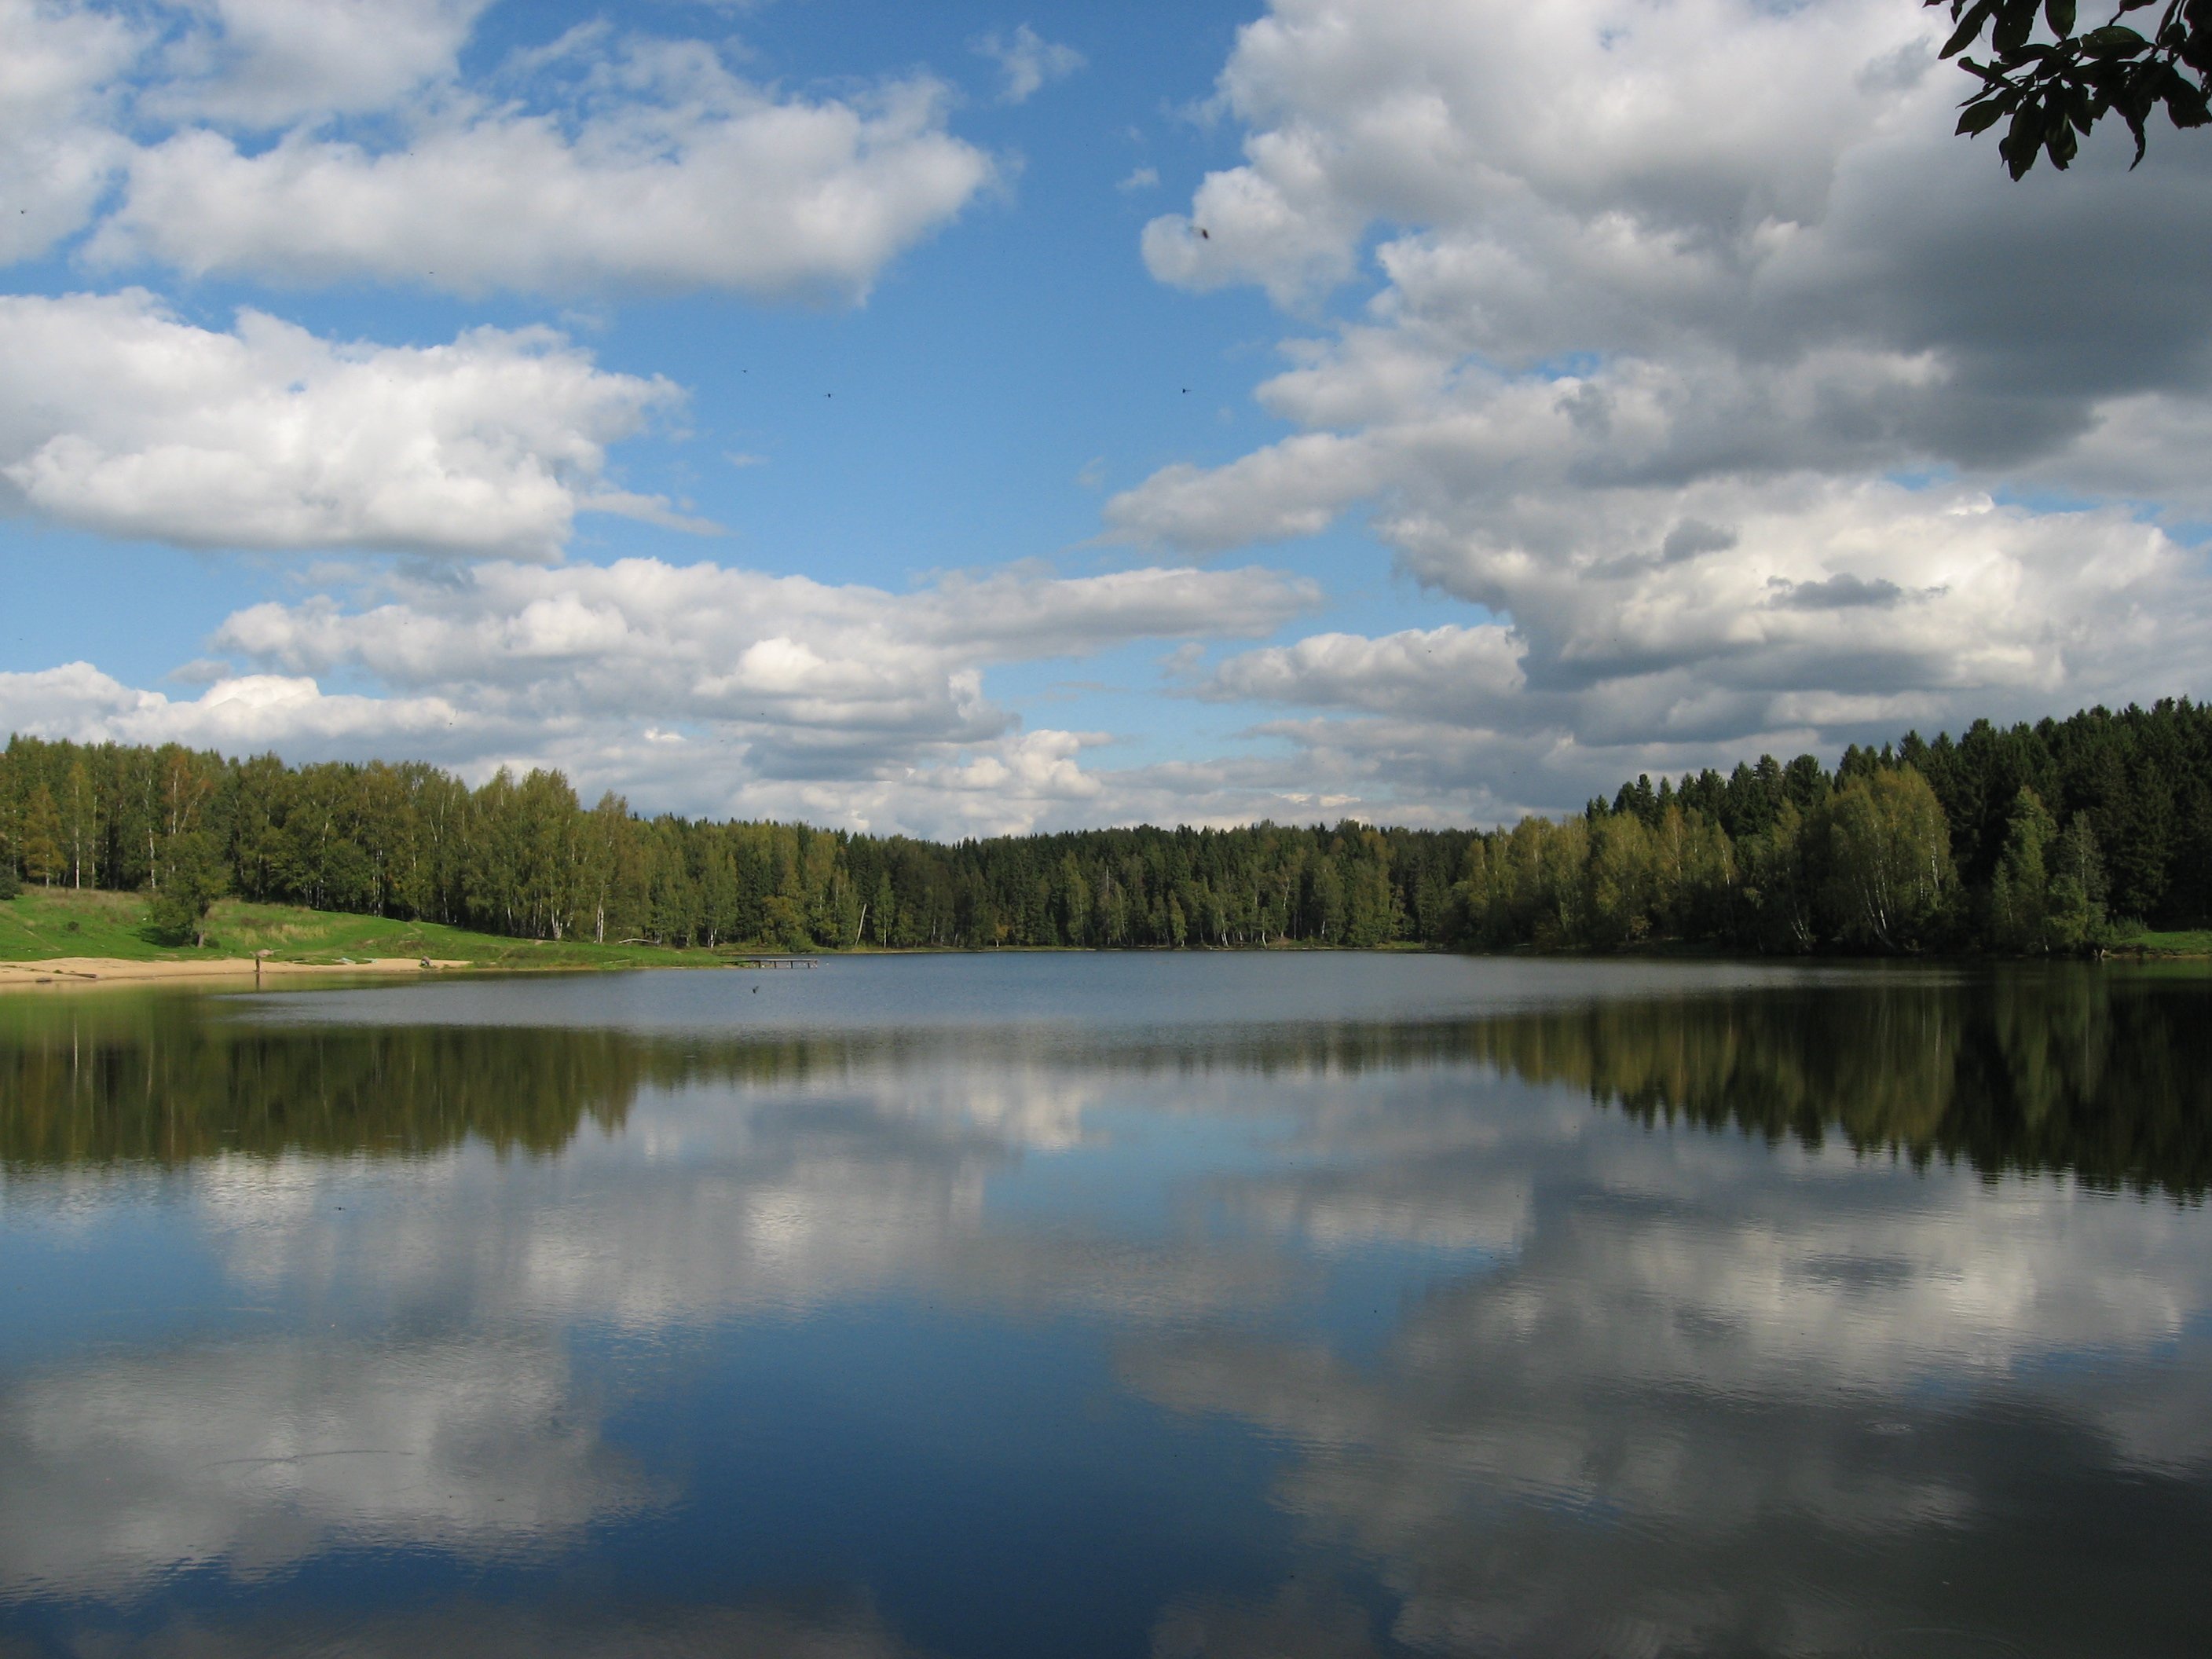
[3, 1, 2209, 834]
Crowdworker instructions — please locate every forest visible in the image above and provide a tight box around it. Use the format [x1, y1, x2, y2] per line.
[2, 697, 2207, 956]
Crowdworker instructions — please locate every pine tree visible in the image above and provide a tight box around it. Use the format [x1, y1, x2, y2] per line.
[1989, 788, 2058, 953]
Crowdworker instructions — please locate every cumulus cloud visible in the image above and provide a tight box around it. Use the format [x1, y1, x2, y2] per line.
[1206, 624, 1525, 721]
[4, 4, 994, 302]
[1114, 0, 2212, 811]
[0, 0, 139, 262]
[0, 662, 466, 754]
[0, 558, 1320, 835]
[90, 34, 995, 302]
[972, 24, 1084, 106]
[145, 0, 494, 127]
[1141, 474, 2210, 819]
[0, 292, 687, 558]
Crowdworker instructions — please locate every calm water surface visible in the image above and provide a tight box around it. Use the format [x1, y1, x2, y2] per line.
[1, 954, 2207, 1657]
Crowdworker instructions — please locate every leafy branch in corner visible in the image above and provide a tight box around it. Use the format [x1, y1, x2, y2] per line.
[1928, 0, 2210, 176]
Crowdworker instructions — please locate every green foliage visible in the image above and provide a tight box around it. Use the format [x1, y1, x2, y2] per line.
[3, 695, 2210, 961]
[1822, 768, 1956, 951]
[1929, 0, 2211, 177]
[0, 885, 727, 969]
[2045, 809, 2114, 949]
[1990, 787, 2062, 949]
[145, 831, 225, 947]
[20, 783, 61, 887]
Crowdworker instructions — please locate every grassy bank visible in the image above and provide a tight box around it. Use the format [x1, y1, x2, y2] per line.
[2111, 927, 2212, 957]
[0, 887, 743, 970]
[7, 883, 2205, 969]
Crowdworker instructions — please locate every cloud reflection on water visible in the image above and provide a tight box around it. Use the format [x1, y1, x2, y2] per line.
[0, 963, 2206, 1656]
[0, 1336, 653, 1599]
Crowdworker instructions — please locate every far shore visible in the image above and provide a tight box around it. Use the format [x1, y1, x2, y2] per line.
[0, 956, 472, 991]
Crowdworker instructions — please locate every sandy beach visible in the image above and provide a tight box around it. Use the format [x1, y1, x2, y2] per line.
[0, 956, 471, 991]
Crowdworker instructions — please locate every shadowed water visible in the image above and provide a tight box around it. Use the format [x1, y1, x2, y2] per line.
[0, 954, 2207, 1657]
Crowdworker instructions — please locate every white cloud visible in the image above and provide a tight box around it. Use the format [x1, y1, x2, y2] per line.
[0, 6, 993, 302]
[145, 0, 494, 126]
[0, 0, 139, 263]
[1142, 0, 1937, 312]
[1175, 481, 2212, 815]
[0, 558, 1321, 836]
[1111, 0, 2212, 808]
[1117, 165, 1159, 193]
[0, 292, 685, 558]
[89, 34, 996, 302]
[1207, 624, 1526, 721]
[972, 23, 1084, 106]
[0, 662, 467, 753]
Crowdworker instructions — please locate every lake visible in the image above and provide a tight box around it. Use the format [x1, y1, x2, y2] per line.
[1, 954, 2207, 1657]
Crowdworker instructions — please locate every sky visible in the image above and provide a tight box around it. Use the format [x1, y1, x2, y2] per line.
[2, 0, 2208, 837]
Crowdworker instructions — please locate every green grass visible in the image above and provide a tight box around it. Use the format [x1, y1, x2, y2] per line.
[2111, 927, 2212, 957]
[0, 885, 742, 970]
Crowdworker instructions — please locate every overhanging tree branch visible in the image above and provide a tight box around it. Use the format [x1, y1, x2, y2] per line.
[1928, 0, 2210, 176]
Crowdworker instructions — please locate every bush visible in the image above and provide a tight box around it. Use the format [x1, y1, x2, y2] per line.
[147, 833, 224, 947]
[0, 862, 19, 901]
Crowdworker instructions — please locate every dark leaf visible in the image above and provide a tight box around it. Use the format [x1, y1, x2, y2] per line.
[2121, 103, 2152, 165]
[2160, 69, 2212, 124]
[2001, 101, 2044, 174]
[1943, 0, 1999, 57]
[2044, 0, 2075, 38]
[2081, 24, 2151, 54]
[1958, 98, 2011, 133]
[1993, 0, 2040, 54]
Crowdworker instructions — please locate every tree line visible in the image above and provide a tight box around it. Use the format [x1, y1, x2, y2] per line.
[2, 696, 2207, 954]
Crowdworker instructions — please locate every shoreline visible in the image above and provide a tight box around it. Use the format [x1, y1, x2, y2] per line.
[2, 944, 2203, 994]
[0, 956, 472, 991]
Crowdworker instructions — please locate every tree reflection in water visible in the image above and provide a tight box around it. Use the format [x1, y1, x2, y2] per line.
[3, 967, 2203, 1196]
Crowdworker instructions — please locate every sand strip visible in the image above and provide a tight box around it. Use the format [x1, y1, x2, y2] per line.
[0, 956, 471, 990]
